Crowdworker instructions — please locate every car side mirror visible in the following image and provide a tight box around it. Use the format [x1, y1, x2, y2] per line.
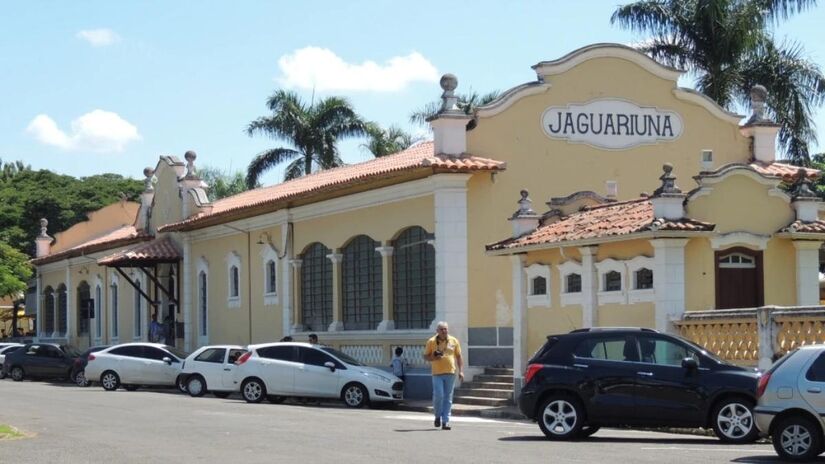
[681, 357, 698, 369]
[324, 361, 336, 372]
[162, 357, 172, 365]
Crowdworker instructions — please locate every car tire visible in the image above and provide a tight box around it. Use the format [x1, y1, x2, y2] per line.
[772, 415, 824, 461]
[100, 370, 120, 391]
[578, 425, 600, 438]
[124, 385, 139, 392]
[711, 397, 759, 443]
[213, 391, 231, 399]
[74, 370, 89, 387]
[341, 383, 368, 408]
[241, 378, 265, 403]
[187, 375, 207, 397]
[537, 394, 585, 440]
[267, 395, 286, 404]
[10, 366, 24, 382]
[176, 375, 188, 393]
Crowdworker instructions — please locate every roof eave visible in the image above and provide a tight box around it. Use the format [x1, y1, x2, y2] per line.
[485, 230, 710, 256]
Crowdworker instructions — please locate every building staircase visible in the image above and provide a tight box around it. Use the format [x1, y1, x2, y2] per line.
[453, 367, 514, 406]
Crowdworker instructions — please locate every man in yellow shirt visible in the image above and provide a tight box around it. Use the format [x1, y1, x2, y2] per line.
[423, 321, 464, 430]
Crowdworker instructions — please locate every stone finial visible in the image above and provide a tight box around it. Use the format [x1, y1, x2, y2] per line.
[39, 218, 49, 238]
[512, 190, 537, 218]
[184, 150, 198, 178]
[143, 167, 155, 192]
[791, 168, 818, 199]
[746, 84, 773, 124]
[509, 190, 540, 238]
[653, 163, 682, 196]
[439, 73, 460, 113]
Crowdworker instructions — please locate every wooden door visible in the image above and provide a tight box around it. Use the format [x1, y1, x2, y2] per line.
[715, 247, 763, 309]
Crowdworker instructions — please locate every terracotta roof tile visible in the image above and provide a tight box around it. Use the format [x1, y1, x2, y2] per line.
[31, 226, 148, 265]
[750, 161, 819, 181]
[782, 220, 825, 234]
[160, 142, 505, 232]
[487, 198, 714, 251]
[97, 237, 181, 266]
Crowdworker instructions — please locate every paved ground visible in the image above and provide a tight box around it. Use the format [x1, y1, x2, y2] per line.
[0, 380, 799, 463]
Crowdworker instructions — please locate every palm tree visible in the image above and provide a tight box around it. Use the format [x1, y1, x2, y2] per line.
[611, 0, 825, 165]
[409, 90, 501, 129]
[246, 90, 367, 187]
[362, 123, 419, 157]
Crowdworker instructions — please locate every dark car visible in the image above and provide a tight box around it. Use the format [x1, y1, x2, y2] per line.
[71, 345, 111, 387]
[518, 328, 760, 443]
[3, 343, 82, 382]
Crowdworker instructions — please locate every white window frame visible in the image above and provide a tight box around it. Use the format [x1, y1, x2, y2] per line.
[109, 272, 119, 342]
[197, 257, 209, 343]
[227, 251, 241, 309]
[133, 274, 144, 340]
[260, 245, 279, 306]
[626, 256, 655, 303]
[525, 263, 551, 308]
[557, 260, 583, 306]
[94, 275, 103, 342]
[595, 258, 626, 305]
[718, 253, 756, 269]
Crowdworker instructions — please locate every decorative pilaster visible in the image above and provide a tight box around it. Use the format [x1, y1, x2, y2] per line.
[289, 259, 304, 331]
[327, 251, 344, 331]
[793, 240, 823, 306]
[65, 267, 72, 339]
[579, 246, 598, 328]
[651, 239, 689, 333]
[376, 244, 395, 331]
[182, 235, 192, 352]
[281, 225, 293, 337]
[511, 254, 528, 392]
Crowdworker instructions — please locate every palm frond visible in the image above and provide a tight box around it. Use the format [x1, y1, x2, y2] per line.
[245, 147, 301, 188]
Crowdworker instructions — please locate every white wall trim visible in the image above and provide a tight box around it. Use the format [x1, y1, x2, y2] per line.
[673, 88, 745, 125]
[579, 247, 598, 328]
[475, 82, 552, 118]
[533, 44, 683, 82]
[511, 254, 528, 390]
[651, 238, 689, 333]
[557, 260, 583, 307]
[260, 244, 279, 306]
[108, 271, 119, 341]
[196, 255, 209, 346]
[525, 263, 551, 308]
[710, 232, 770, 251]
[793, 240, 823, 306]
[226, 251, 241, 309]
[595, 258, 626, 304]
[627, 256, 655, 303]
[93, 275, 104, 340]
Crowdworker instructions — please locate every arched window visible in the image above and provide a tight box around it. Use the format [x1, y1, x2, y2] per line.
[604, 271, 622, 291]
[300, 242, 332, 331]
[57, 284, 68, 335]
[226, 251, 241, 309]
[230, 266, 239, 297]
[634, 268, 653, 290]
[95, 284, 102, 338]
[134, 280, 142, 338]
[77, 281, 91, 335]
[393, 227, 435, 329]
[266, 260, 277, 294]
[110, 279, 119, 339]
[566, 274, 582, 293]
[342, 235, 382, 330]
[43, 286, 55, 334]
[198, 270, 208, 337]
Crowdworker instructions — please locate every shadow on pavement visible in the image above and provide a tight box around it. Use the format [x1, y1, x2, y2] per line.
[499, 435, 720, 445]
[393, 429, 443, 433]
[732, 457, 825, 463]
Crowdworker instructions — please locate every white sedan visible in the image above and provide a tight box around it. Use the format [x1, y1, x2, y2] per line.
[234, 342, 404, 407]
[180, 345, 247, 398]
[85, 343, 189, 392]
[0, 344, 24, 379]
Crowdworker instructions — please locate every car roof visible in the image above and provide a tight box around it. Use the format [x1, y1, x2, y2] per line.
[248, 342, 316, 349]
[569, 327, 659, 334]
[192, 344, 245, 351]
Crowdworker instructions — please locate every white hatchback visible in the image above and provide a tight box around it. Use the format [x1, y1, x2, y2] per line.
[85, 343, 189, 392]
[180, 345, 247, 398]
[0, 344, 24, 379]
[234, 342, 403, 407]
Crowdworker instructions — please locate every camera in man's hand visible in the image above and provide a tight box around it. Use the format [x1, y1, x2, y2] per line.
[434, 350, 444, 358]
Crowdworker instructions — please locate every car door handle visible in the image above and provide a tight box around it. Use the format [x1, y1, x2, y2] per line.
[573, 363, 589, 368]
[223, 368, 231, 371]
[808, 387, 822, 393]
[637, 371, 653, 377]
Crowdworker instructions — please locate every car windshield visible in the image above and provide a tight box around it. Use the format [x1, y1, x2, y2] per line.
[321, 347, 364, 366]
[163, 346, 189, 360]
[61, 345, 82, 357]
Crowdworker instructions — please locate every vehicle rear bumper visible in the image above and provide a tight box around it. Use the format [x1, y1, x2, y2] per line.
[518, 390, 538, 420]
[753, 406, 779, 434]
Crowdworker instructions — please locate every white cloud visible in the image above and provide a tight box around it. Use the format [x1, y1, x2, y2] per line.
[277, 47, 440, 92]
[26, 110, 141, 153]
[76, 29, 121, 47]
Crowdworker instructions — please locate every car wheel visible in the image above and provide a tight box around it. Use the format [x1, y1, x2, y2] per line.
[74, 370, 89, 387]
[267, 395, 286, 404]
[176, 375, 188, 393]
[213, 391, 231, 399]
[10, 366, 24, 382]
[124, 385, 139, 392]
[711, 398, 759, 443]
[241, 378, 265, 403]
[578, 425, 600, 438]
[772, 415, 824, 461]
[100, 370, 120, 391]
[342, 383, 368, 408]
[537, 395, 585, 440]
[187, 375, 207, 397]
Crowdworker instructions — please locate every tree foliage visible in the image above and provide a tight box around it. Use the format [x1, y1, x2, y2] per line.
[0, 240, 32, 300]
[409, 90, 501, 129]
[199, 165, 251, 201]
[611, 0, 825, 165]
[361, 123, 420, 157]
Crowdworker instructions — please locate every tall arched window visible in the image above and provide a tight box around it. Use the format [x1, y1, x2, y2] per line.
[77, 281, 91, 335]
[134, 280, 142, 338]
[342, 235, 382, 330]
[110, 279, 119, 339]
[393, 226, 435, 329]
[95, 284, 102, 338]
[300, 242, 332, 331]
[57, 284, 68, 335]
[43, 286, 55, 334]
[199, 270, 208, 337]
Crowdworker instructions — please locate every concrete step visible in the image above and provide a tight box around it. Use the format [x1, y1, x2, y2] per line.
[484, 367, 514, 376]
[455, 388, 512, 399]
[452, 395, 513, 407]
[462, 381, 513, 390]
[474, 374, 513, 383]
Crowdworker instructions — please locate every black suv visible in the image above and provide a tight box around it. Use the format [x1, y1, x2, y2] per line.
[518, 328, 760, 443]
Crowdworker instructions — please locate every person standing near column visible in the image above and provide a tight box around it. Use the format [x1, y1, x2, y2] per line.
[423, 321, 463, 430]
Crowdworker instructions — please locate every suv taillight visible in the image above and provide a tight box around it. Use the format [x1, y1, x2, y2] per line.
[87, 354, 96, 362]
[524, 364, 543, 385]
[756, 372, 771, 398]
[236, 352, 252, 365]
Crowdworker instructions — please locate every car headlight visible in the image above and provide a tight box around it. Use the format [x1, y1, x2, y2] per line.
[365, 372, 393, 383]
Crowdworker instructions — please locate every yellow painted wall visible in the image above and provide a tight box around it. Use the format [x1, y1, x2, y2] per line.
[51, 202, 139, 253]
[684, 238, 716, 311]
[526, 306, 583, 356]
[687, 174, 794, 235]
[596, 240, 654, 261]
[597, 303, 655, 328]
[765, 238, 796, 305]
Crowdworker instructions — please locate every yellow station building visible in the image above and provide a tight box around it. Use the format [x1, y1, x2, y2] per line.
[31, 44, 824, 392]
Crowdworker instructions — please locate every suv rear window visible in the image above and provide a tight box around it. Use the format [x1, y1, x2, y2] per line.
[529, 336, 560, 363]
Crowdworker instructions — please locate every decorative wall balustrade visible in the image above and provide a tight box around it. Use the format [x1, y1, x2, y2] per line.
[340, 344, 383, 365]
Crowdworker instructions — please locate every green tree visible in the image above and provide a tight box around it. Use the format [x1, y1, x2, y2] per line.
[409, 90, 501, 129]
[199, 166, 251, 201]
[246, 90, 368, 187]
[0, 240, 32, 336]
[361, 123, 419, 157]
[611, 0, 825, 165]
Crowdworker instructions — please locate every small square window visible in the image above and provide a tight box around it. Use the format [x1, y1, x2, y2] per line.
[604, 271, 621, 292]
[531, 276, 547, 295]
[635, 268, 653, 290]
[566, 274, 581, 293]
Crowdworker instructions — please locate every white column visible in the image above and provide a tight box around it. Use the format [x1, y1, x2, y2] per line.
[327, 251, 344, 331]
[376, 245, 395, 331]
[65, 267, 73, 340]
[36, 272, 42, 341]
[579, 246, 598, 328]
[511, 254, 527, 392]
[651, 239, 689, 333]
[281, 225, 293, 336]
[182, 236, 193, 352]
[793, 240, 823, 306]
[290, 259, 304, 332]
[432, 174, 471, 348]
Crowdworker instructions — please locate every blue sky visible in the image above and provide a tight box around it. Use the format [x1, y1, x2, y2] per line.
[2, 1, 824, 187]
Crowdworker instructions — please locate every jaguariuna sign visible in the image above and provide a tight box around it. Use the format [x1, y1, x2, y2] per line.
[541, 99, 683, 150]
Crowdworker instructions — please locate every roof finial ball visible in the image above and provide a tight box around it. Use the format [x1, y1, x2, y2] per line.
[39, 218, 49, 237]
[143, 167, 155, 192]
[184, 150, 197, 178]
[439, 73, 460, 112]
[750, 84, 769, 121]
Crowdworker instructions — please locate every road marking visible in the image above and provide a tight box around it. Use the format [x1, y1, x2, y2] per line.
[641, 447, 773, 453]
